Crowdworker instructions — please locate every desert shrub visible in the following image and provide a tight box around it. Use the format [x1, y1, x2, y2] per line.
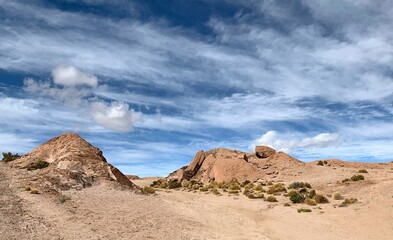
[350, 175, 365, 181]
[247, 192, 264, 199]
[288, 190, 305, 203]
[168, 180, 182, 189]
[2, 152, 21, 162]
[199, 186, 209, 192]
[313, 194, 329, 203]
[159, 182, 169, 188]
[342, 178, 350, 183]
[241, 180, 252, 187]
[181, 180, 189, 188]
[288, 182, 311, 189]
[267, 181, 273, 186]
[27, 160, 49, 171]
[284, 202, 291, 207]
[220, 182, 229, 190]
[30, 189, 39, 194]
[150, 180, 163, 188]
[244, 182, 254, 190]
[358, 169, 368, 173]
[307, 189, 316, 198]
[323, 160, 328, 164]
[267, 183, 286, 194]
[229, 182, 241, 191]
[143, 186, 156, 194]
[333, 192, 342, 200]
[192, 184, 202, 190]
[317, 160, 324, 166]
[297, 208, 312, 213]
[266, 196, 277, 202]
[24, 186, 31, 191]
[305, 198, 317, 206]
[342, 198, 358, 205]
[254, 183, 263, 192]
[59, 195, 71, 203]
[299, 188, 308, 194]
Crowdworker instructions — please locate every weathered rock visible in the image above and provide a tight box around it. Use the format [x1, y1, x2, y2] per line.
[183, 150, 205, 180]
[10, 132, 139, 193]
[255, 146, 276, 158]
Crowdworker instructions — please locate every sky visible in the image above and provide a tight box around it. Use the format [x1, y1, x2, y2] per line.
[1, 0, 393, 177]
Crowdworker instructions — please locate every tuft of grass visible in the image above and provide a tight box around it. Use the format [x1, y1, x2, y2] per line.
[59, 195, 71, 203]
[227, 190, 239, 194]
[342, 178, 350, 183]
[30, 189, 39, 194]
[199, 186, 209, 192]
[333, 192, 342, 200]
[168, 180, 182, 189]
[307, 189, 316, 199]
[254, 183, 264, 192]
[288, 182, 311, 189]
[267, 181, 273, 186]
[27, 160, 49, 171]
[297, 208, 312, 213]
[267, 183, 286, 194]
[143, 186, 156, 194]
[24, 186, 31, 191]
[313, 194, 329, 204]
[305, 198, 317, 206]
[211, 188, 220, 195]
[358, 169, 368, 173]
[342, 198, 358, 205]
[350, 175, 365, 181]
[228, 182, 241, 191]
[266, 196, 277, 202]
[159, 182, 169, 188]
[284, 202, 291, 207]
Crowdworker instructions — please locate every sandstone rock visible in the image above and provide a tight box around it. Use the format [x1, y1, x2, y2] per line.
[183, 150, 205, 180]
[255, 146, 276, 158]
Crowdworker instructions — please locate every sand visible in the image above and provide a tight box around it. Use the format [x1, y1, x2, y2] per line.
[1, 161, 393, 240]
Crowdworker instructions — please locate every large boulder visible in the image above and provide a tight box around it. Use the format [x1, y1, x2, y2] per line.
[183, 150, 205, 180]
[255, 146, 276, 158]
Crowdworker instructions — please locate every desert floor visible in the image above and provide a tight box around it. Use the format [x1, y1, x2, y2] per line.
[1, 161, 393, 240]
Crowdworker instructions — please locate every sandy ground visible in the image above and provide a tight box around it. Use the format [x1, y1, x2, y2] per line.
[1, 161, 393, 240]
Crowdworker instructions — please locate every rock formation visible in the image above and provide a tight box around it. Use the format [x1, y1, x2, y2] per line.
[169, 146, 305, 183]
[10, 133, 139, 193]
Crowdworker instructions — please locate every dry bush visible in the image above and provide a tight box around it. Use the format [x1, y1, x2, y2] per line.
[27, 160, 49, 171]
[305, 198, 317, 206]
[333, 192, 342, 200]
[297, 208, 312, 213]
[288, 190, 305, 203]
[313, 194, 329, 203]
[143, 186, 156, 194]
[358, 169, 368, 173]
[266, 196, 277, 202]
[350, 175, 365, 181]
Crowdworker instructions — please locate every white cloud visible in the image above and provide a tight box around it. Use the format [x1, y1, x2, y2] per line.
[52, 65, 98, 88]
[254, 131, 340, 152]
[89, 101, 142, 132]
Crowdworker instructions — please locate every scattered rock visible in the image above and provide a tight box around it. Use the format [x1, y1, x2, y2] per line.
[255, 146, 276, 158]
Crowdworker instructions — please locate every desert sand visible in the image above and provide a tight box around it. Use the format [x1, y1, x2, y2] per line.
[1, 133, 393, 240]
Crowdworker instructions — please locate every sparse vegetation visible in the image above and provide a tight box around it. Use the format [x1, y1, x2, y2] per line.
[358, 169, 368, 173]
[333, 192, 342, 200]
[317, 160, 324, 166]
[266, 196, 277, 202]
[1, 152, 21, 163]
[288, 182, 312, 189]
[342, 178, 350, 183]
[59, 195, 71, 203]
[24, 186, 31, 191]
[307, 189, 316, 199]
[27, 160, 49, 171]
[267, 183, 286, 194]
[199, 186, 209, 192]
[168, 180, 182, 189]
[143, 186, 156, 194]
[211, 188, 220, 195]
[297, 208, 312, 213]
[30, 189, 39, 194]
[160, 182, 169, 188]
[284, 202, 291, 207]
[313, 194, 329, 204]
[254, 183, 264, 192]
[350, 175, 365, 181]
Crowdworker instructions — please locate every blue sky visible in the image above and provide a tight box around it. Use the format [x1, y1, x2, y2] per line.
[1, 0, 393, 176]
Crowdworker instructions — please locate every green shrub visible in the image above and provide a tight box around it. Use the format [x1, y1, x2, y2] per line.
[297, 208, 312, 213]
[350, 175, 365, 181]
[59, 195, 71, 203]
[143, 186, 156, 194]
[1, 152, 21, 162]
[333, 192, 342, 200]
[317, 160, 324, 166]
[342, 198, 358, 205]
[288, 190, 305, 203]
[305, 198, 317, 206]
[168, 181, 182, 189]
[358, 169, 368, 173]
[313, 194, 329, 203]
[27, 160, 49, 171]
[266, 196, 277, 202]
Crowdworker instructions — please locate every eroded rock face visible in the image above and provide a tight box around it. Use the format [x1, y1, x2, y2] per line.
[183, 150, 205, 180]
[255, 146, 276, 158]
[10, 133, 138, 193]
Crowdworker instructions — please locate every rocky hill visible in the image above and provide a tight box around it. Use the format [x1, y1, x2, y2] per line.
[9, 133, 138, 193]
[169, 146, 306, 183]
